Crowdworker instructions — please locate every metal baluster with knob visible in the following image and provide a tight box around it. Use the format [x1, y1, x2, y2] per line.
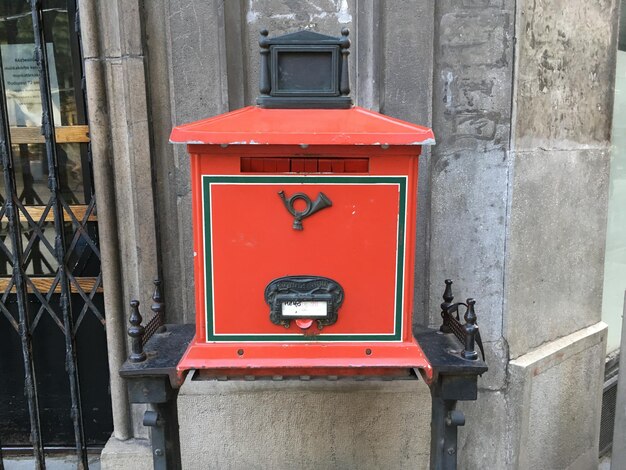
[128, 300, 146, 363]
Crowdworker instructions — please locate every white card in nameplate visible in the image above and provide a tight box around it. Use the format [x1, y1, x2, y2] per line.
[281, 301, 328, 317]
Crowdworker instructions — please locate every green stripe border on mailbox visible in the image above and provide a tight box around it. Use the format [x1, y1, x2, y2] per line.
[202, 175, 407, 342]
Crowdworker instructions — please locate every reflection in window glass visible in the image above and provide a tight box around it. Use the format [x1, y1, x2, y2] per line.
[0, 210, 99, 278]
[0, 143, 87, 204]
[0, 1, 82, 127]
[1, 2, 90, 208]
[602, 49, 626, 353]
[42, 0, 83, 126]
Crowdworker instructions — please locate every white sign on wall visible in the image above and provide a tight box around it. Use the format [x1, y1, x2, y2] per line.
[1, 43, 61, 127]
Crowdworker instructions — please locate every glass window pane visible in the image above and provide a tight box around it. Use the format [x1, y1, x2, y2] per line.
[1, 1, 39, 128]
[42, 0, 84, 126]
[22, 220, 59, 276]
[0, 142, 88, 204]
[602, 49, 626, 353]
[0, 216, 13, 277]
[0, 2, 83, 128]
[0, 219, 60, 277]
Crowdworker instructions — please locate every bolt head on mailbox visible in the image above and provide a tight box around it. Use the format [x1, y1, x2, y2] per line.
[170, 29, 435, 379]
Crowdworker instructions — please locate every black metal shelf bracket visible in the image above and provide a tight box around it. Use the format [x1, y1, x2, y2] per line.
[416, 279, 489, 470]
[120, 279, 193, 470]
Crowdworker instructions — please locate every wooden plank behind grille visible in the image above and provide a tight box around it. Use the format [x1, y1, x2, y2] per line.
[9, 125, 90, 144]
[0, 205, 97, 223]
[0, 277, 103, 294]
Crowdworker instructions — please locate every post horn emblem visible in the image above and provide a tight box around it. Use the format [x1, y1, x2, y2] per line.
[278, 191, 332, 230]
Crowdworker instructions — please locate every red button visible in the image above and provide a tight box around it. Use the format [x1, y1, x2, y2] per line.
[295, 319, 314, 329]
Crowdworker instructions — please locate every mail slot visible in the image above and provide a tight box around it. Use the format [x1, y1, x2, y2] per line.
[170, 29, 436, 378]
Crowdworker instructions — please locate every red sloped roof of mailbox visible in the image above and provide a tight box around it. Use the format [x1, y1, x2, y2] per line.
[169, 105, 435, 146]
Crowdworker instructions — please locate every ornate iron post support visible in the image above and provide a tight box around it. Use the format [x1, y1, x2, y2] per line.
[125, 374, 179, 470]
[428, 375, 475, 470]
[143, 402, 181, 470]
[119, 280, 195, 470]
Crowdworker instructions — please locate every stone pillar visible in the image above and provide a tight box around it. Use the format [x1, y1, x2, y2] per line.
[79, 0, 161, 466]
[78, 0, 132, 442]
[428, 3, 514, 467]
[500, 2, 618, 467]
[426, 0, 618, 468]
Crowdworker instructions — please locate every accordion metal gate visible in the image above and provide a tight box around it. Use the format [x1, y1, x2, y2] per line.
[0, 1, 111, 468]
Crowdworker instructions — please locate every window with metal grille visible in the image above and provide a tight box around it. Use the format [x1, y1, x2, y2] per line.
[0, 1, 111, 468]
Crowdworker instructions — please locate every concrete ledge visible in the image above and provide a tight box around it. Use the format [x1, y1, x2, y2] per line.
[510, 322, 607, 371]
[508, 322, 607, 470]
[178, 373, 431, 470]
[100, 436, 152, 470]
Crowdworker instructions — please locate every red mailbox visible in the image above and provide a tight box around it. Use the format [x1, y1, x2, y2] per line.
[171, 29, 435, 379]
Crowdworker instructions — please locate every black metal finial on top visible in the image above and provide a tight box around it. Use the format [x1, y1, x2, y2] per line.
[256, 29, 353, 109]
[440, 279, 453, 333]
[141, 278, 167, 345]
[259, 29, 271, 95]
[339, 28, 350, 95]
[151, 279, 164, 318]
[128, 300, 146, 363]
[462, 299, 479, 360]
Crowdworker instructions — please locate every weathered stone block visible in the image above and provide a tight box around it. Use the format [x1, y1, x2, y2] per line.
[382, 0, 433, 125]
[462, 0, 505, 7]
[439, 12, 510, 68]
[178, 376, 431, 470]
[478, 338, 508, 391]
[433, 1, 514, 154]
[504, 148, 610, 357]
[429, 150, 509, 342]
[168, 0, 228, 123]
[458, 390, 508, 470]
[513, 0, 619, 149]
[100, 437, 152, 470]
[508, 323, 606, 470]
